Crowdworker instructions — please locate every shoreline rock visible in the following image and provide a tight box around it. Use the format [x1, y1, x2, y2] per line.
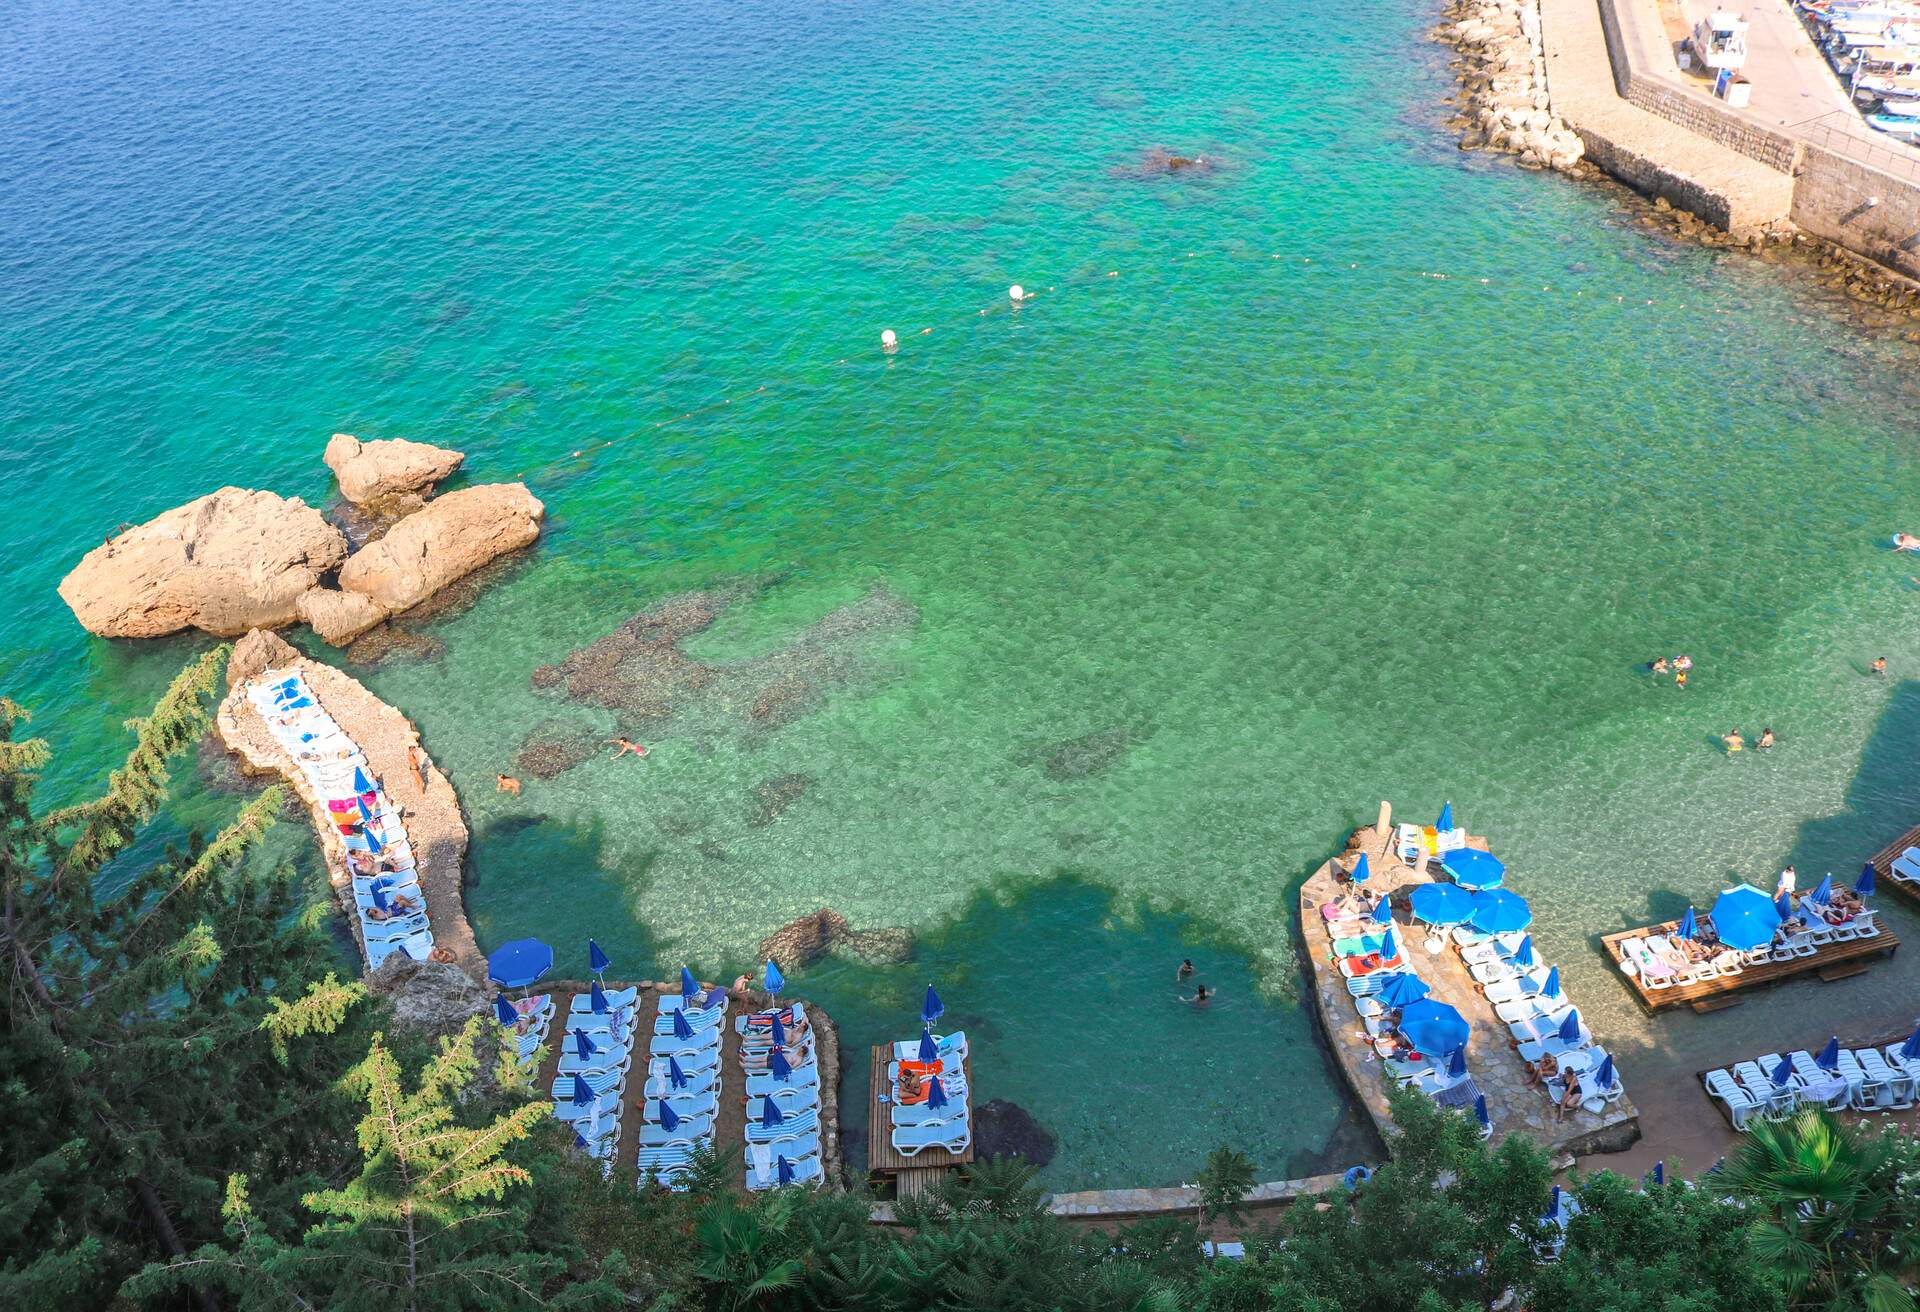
[338, 482, 544, 615]
[1435, 0, 1586, 173]
[324, 432, 464, 509]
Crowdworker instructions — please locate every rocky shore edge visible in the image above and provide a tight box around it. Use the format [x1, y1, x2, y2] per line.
[1435, 0, 1587, 173]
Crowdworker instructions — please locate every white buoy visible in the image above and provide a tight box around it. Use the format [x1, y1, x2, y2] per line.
[1009, 283, 1025, 303]
[881, 329, 898, 350]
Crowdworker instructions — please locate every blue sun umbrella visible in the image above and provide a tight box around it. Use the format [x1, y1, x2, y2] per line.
[1775, 891, 1794, 921]
[777, 1155, 796, 1185]
[1469, 889, 1532, 935]
[573, 1129, 590, 1151]
[1440, 847, 1506, 891]
[1857, 864, 1877, 898]
[770, 1013, 787, 1048]
[573, 1028, 597, 1060]
[1377, 972, 1430, 1008]
[1770, 1055, 1794, 1087]
[1710, 885, 1782, 951]
[927, 1075, 949, 1109]
[588, 939, 610, 975]
[358, 795, 377, 825]
[1558, 1008, 1583, 1043]
[761, 1096, 785, 1128]
[1474, 1094, 1491, 1132]
[765, 958, 785, 996]
[364, 825, 386, 855]
[1409, 882, 1476, 927]
[589, 979, 609, 1013]
[487, 938, 554, 989]
[770, 1045, 793, 1082]
[494, 994, 517, 1026]
[1594, 1054, 1615, 1089]
[1378, 927, 1399, 961]
[672, 1008, 693, 1041]
[570, 1075, 593, 1106]
[1808, 874, 1834, 908]
[353, 765, 374, 794]
[1351, 852, 1371, 884]
[922, 983, 945, 1024]
[1398, 1000, 1469, 1055]
[1652, 1160, 1665, 1187]
[1816, 1037, 1841, 1071]
[1446, 1046, 1467, 1079]
[1437, 802, 1454, 832]
[679, 966, 698, 1003]
[1512, 936, 1536, 969]
[1545, 1185, 1562, 1222]
[1372, 898, 1394, 925]
[1901, 1025, 1920, 1062]
[668, 1055, 689, 1090]
[917, 1029, 937, 1063]
[659, 1100, 680, 1133]
[1677, 906, 1699, 941]
[1540, 966, 1562, 1001]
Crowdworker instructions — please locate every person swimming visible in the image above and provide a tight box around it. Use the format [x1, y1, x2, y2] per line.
[1724, 728, 1744, 754]
[1183, 984, 1213, 1006]
[610, 737, 648, 759]
[1873, 656, 1888, 676]
[1758, 727, 1775, 749]
[1895, 532, 1920, 552]
[1177, 958, 1195, 981]
[1650, 657, 1668, 676]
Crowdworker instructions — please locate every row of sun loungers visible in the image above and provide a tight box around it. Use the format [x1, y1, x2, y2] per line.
[636, 989, 728, 1188]
[738, 1003, 825, 1189]
[1615, 909, 1880, 992]
[1704, 1035, 1920, 1129]
[548, 987, 641, 1173]
[1456, 926, 1627, 1117]
[502, 992, 556, 1067]
[248, 671, 435, 970]
[888, 1029, 972, 1158]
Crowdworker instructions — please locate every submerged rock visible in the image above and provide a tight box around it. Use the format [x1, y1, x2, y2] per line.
[324, 432, 464, 508]
[759, 907, 914, 969]
[747, 773, 812, 827]
[58, 488, 348, 639]
[344, 626, 447, 668]
[974, 1099, 1058, 1167]
[1115, 146, 1219, 179]
[515, 721, 604, 780]
[1024, 726, 1139, 780]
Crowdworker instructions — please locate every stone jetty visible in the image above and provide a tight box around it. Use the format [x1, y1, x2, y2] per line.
[1438, 0, 1586, 172]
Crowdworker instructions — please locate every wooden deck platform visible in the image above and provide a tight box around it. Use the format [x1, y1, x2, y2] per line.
[1600, 919, 1899, 1014]
[1863, 826, 1920, 911]
[867, 1043, 974, 1185]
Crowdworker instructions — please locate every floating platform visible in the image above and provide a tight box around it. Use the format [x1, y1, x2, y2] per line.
[1864, 827, 1920, 911]
[867, 1042, 974, 1196]
[1600, 918, 1899, 1014]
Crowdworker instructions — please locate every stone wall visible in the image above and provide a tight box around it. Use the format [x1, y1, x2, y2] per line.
[1621, 78, 1802, 172]
[868, 1170, 1351, 1225]
[1792, 147, 1920, 282]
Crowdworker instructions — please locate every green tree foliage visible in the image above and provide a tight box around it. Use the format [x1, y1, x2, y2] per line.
[0, 651, 377, 1303]
[1197, 1145, 1257, 1227]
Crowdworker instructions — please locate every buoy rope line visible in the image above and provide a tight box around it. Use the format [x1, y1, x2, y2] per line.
[508, 245, 1768, 484]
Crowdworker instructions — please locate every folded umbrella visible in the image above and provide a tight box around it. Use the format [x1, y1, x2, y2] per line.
[1474, 1094, 1491, 1132]
[1816, 1037, 1841, 1071]
[672, 1008, 693, 1041]
[570, 1075, 593, 1106]
[680, 965, 698, 1003]
[770, 1013, 787, 1048]
[1770, 1055, 1793, 1087]
[917, 1029, 937, 1063]
[370, 881, 391, 914]
[1437, 801, 1454, 832]
[1902, 1025, 1920, 1062]
[1775, 891, 1794, 921]
[1351, 852, 1371, 884]
[1808, 874, 1834, 907]
[1594, 1054, 1615, 1089]
[573, 1028, 597, 1060]
[659, 1100, 680, 1133]
[761, 1096, 785, 1128]
[922, 983, 945, 1024]
[765, 957, 785, 996]
[1857, 864, 1877, 898]
[588, 938, 610, 975]
[1677, 906, 1698, 941]
[494, 994, 518, 1026]
[1557, 1008, 1583, 1044]
[1512, 936, 1535, 969]
[1541, 966, 1562, 1001]
[668, 1055, 689, 1090]
[1379, 927, 1399, 961]
[353, 765, 374, 794]
[1652, 1160, 1664, 1186]
[927, 1075, 948, 1108]
[770, 1045, 793, 1082]
[1372, 898, 1394, 925]
[1446, 1046, 1467, 1079]
[777, 1155, 796, 1186]
[590, 979, 609, 1013]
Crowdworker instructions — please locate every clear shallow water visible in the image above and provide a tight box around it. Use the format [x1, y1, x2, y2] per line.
[7, 0, 1920, 1187]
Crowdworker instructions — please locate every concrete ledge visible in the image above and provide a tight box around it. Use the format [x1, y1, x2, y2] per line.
[867, 1170, 1350, 1225]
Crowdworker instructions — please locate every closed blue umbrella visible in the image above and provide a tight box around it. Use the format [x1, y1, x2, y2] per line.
[1372, 898, 1394, 925]
[573, 1129, 591, 1151]
[777, 1154, 796, 1185]
[494, 994, 518, 1026]
[1469, 889, 1532, 935]
[1540, 966, 1562, 1001]
[1379, 927, 1399, 961]
[1409, 882, 1476, 927]
[1595, 1054, 1615, 1089]
[1446, 1046, 1467, 1078]
[672, 1008, 693, 1041]
[1775, 891, 1793, 921]
[1808, 874, 1834, 908]
[1901, 1025, 1920, 1062]
[765, 958, 785, 995]
[358, 795, 377, 825]
[1653, 1160, 1665, 1187]
[1816, 1037, 1841, 1071]
[1857, 864, 1877, 898]
[1439, 847, 1506, 890]
[588, 939, 611, 975]
[1677, 907, 1699, 941]
[668, 1056, 689, 1090]
[927, 1075, 949, 1108]
[589, 979, 609, 1013]
[1770, 1055, 1793, 1088]
[770, 1013, 787, 1048]
[364, 826, 386, 855]
[1377, 972, 1430, 1008]
[487, 938, 554, 989]
[1398, 1000, 1469, 1055]
[659, 1100, 680, 1133]
[922, 983, 945, 1024]
[761, 1096, 784, 1128]
[1546, 1185, 1562, 1222]
[1437, 802, 1455, 832]
[573, 1028, 597, 1060]
[1474, 1094, 1491, 1132]
[918, 1029, 937, 1063]
[680, 966, 698, 1003]
[353, 765, 374, 794]
[1352, 852, 1371, 885]
[1512, 936, 1536, 969]
[1710, 885, 1783, 951]
[770, 1045, 793, 1082]
[571, 1075, 593, 1106]
[1558, 1008, 1583, 1043]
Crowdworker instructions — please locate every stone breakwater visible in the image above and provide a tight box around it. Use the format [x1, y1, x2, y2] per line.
[1437, 0, 1586, 172]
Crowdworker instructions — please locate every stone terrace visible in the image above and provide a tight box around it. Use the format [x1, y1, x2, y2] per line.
[1299, 816, 1641, 1159]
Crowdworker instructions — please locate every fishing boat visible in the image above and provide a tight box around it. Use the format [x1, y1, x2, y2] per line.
[1867, 110, 1920, 134]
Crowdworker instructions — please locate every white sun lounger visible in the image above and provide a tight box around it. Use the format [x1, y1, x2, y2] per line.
[551, 1069, 625, 1099]
[1704, 1068, 1760, 1129]
[1494, 991, 1567, 1024]
[559, 1050, 633, 1078]
[552, 1092, 623, 1123]
[746, 1065, 822, 1097]
[1482, 967, 1553, 1005]
[1859, 1048, 1915, 1109]
[1517, 1032, 1592, 1064]
[892, 1032, 967, 1062]
[642, 1091, 719, 1123]
[746, 1150, 823, 1191]
[890, 1100, 966, 1129]
[747, 1087, 817, 1121]
[639, 1115, 714, 1146]
[746, 1108, 821, 1142]
[365, 931, 434, 970]
[891, 1120, 971, 1158]
[1737, 1059, 1799, 1118]
[1508, 1005, 1576, 1044]
[572, 987, 639, 1015]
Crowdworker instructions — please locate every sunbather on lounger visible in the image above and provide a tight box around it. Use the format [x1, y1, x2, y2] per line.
[1522, 1053, 1560, 1087]
[1549, 1076, 1583, 1121]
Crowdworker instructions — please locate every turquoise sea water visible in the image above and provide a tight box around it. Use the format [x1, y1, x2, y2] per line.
[8, 0, 1920, 1188]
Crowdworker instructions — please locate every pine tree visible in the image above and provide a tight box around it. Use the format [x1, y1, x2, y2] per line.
[0, 650, 371, 1303]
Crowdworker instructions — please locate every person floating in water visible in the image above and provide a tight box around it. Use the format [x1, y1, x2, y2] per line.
[1723, 728, 1744, 754]
[1675, 670, 1688, 690]
[1872, 656, 1888, 676]
[496, 773, 521, 796]
[1183, 984, 1213, 1006]
[610, 737, 649, 759]
[1177, 958, 1195, 981]
[1650, 658, 1669, 677]
[1895, 532, 1920, 552]
[1758, 727, 1775, 749]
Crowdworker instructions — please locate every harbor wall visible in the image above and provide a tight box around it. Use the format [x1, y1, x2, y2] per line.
[1791, 147, 1920, 282]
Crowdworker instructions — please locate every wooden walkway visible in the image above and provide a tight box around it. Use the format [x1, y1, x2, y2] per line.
[1864, 827, 1920, 911]
[1601, 919, 1899, 1014]
[867, 1043, 974, 1191]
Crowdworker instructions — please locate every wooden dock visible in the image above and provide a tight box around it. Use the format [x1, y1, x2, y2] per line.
[867, 1042, 974, 1195]
[1864, 827, 1920, 911]
[1601, 918, 1899, 1014]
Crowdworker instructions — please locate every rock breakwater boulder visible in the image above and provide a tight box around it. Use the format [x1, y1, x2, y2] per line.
[324, 432, 464, 509]
[759, 908, 915, 969]
[58, 488, 348, 639]
[1437, 0, 1585, 174]
[338, 482, 544, 614]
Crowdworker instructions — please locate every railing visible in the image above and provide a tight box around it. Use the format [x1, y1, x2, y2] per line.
[1789, 110, 1920, 186]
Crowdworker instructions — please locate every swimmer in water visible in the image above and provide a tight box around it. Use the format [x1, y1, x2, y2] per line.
[1758, 727, 1775, 749]
[1675, 670, 1688, 690]
[610, 737, 648, 759]
[1650, 657, 1668, 676]
[1873, 657, 1889, 676]
[1723, 728, 1744, 754]
[1183, 984, 1213, 1006]
[1896, 532, 1920, 551]
[496, 773, 521, 796]
[1177, 958, 1195, 981]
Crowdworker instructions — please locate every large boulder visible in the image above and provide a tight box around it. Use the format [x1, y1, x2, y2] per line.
[323, 433, 464, 508]
[296, 586, 390, 646]
[337, 483, 543, 615]
[366, 953, 489, 1039]
[225, 627, 303, 691]
[58, 488, 347, 639]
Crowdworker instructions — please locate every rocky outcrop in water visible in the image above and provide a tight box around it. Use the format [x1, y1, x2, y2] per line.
[514, 720, 603, 780]
[338, 483, 544, 614]
[759, 908, 914, 969]
[58, 488, 348, 639]
[748, 773, 811, 827]
[296, 586, 389, 645]
[975, 1099, 1058, 1167]
[1023, 726, 1139, 781]
[1438, 0, 1585, 172]
[1115, 146, 1219, 179]
[324, 432, 464, 510]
